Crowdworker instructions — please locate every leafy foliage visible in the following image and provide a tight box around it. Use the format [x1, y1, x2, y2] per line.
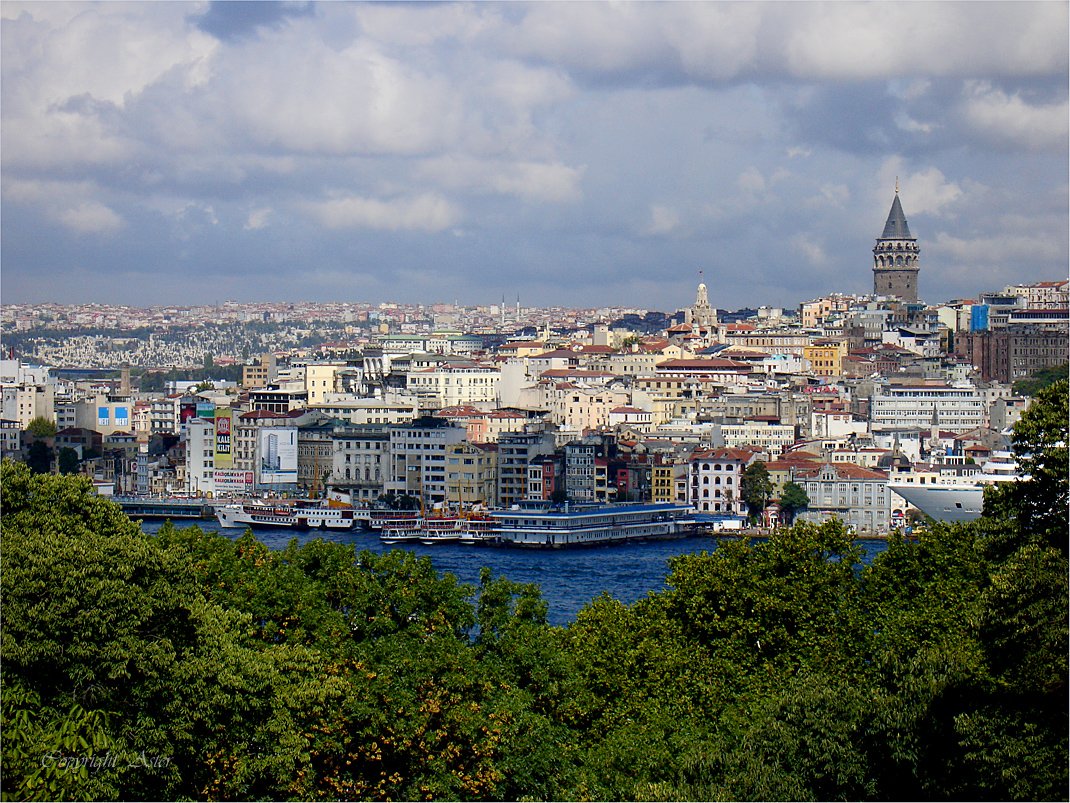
[740, 460, 773, 523]
[1012, 362, 1068, 397]
[25, 416, 57, 438]
[777, 480, 809, 524]
[2, 446, 1066, 801]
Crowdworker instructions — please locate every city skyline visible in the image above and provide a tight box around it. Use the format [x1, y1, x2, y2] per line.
[2, 2, 1067, 310]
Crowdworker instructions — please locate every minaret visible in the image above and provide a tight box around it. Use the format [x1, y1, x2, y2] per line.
[872, 180, 920, 302]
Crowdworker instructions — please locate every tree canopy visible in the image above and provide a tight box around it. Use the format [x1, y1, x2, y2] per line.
[2, 385, 1067, 803]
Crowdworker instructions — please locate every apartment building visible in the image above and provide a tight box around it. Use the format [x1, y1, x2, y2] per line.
[869, 384, 986, 431]
[687, 447, 754, 516]
[385, 417, 468, 506]
[331, 424, 389, 505]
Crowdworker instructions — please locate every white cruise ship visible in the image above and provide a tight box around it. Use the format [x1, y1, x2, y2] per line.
[888, 451, 1024, 523]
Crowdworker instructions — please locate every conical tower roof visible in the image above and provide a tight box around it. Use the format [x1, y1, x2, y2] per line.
[880, 193, 913, 240]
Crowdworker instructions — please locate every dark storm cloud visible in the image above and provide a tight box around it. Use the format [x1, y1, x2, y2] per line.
[193, 1, 315, 42]
[1, 2, 1066, 310]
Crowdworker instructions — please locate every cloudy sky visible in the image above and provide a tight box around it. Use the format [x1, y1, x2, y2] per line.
[2, 2, 1067, 312]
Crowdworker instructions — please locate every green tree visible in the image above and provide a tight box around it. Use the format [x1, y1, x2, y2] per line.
[1011, 362, 1068, 397]
[25, 416, 57, 438]
[57, 446, 79, 475]
[778, 481, 809, 525]
[25, 440, 53, 474]
[740, 461, 773, 524]
[984, 378, 1068, 555]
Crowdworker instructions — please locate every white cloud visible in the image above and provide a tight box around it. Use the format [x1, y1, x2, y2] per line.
[417, 157, 584, 203]
[877, 161, 963, 217]
[960, 81, 1069, 151]
[782, 4, 1068, 79]
[244, 208, 271, 231]
[642, 204, 681, 236]
[737, 167, 767, 195]
[55, 201, 124, 234]
[791, 234, 828, 268]
[933, 230, 1065, 264]
[304, 193, 461, 232]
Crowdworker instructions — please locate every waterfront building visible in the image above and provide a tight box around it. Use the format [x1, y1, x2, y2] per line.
[385, 416, 468, 507]
[526, 453, 563, 501]
[872, 185, 920, 302]
[687, 447, 755, 516]
[497, 431, 557, 509]
[331, 424, 388, 505]
[792, 462, 893, 534]
[445, 441, 498, 509]
[185, 417, 216, 497]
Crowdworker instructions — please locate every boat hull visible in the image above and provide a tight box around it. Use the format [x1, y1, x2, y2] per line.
[889, 485, 985, 523]
[215, 503, 356, 530]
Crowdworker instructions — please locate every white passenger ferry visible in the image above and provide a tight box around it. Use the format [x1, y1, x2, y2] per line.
[491, 502, 694, 548]
[215, 500, 357, 530]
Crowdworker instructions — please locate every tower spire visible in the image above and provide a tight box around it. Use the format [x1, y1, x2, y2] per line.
[872, 186, 920, 302]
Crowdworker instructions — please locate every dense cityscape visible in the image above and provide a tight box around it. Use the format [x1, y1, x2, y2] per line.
[2, 190, 1067, 536]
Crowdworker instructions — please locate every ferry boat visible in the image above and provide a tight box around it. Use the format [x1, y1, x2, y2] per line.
[379, 514, 499, 545]
[367, 509, 421, 530]
[215, 499, 357, 530]
[491, 501, 694, 548]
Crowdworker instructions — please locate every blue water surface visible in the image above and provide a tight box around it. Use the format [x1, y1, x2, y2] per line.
[140, 519, 888, 627]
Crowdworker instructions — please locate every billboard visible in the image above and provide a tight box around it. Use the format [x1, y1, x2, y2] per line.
[258, 427, 297, 485]
[214, 408, 233, 469]
[214, 469, 254, 494]
[196, 402, 216, 419]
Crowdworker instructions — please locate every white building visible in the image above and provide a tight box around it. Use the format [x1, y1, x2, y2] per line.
[710, 422, 797, 458]
[793, 462, 893, 534]
[405, 363, 500, 409]
[185, 417, 216, 497]
[686, 447, 754, 516]
[870, 385, 986, 432]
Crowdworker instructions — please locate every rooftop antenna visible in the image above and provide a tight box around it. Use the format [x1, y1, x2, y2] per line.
[895, 176, 899, 194]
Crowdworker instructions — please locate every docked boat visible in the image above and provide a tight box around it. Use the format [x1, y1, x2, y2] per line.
[491, 501, 693, 548]
[888, 451, 1025, 523]
[379, 514, 498, 545]
[215, 499, 357, 530]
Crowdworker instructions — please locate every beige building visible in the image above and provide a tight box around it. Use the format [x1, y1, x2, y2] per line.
[543, 382, 630, 432]
[406, 363, 500, 409]
[445, 442, 498, 509]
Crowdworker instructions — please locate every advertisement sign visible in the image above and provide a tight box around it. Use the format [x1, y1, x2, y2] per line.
[115, 406, 129, 427]
[179, 401, 197, 425]
[98, 406, 109, 427]
[258, 427, 297, 485]
[196, 402, 216, 419]
[214, 408, 233, 469]
[214, 469, 254, 494]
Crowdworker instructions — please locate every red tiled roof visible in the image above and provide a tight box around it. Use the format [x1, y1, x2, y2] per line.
[793, 463, 888, 480]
